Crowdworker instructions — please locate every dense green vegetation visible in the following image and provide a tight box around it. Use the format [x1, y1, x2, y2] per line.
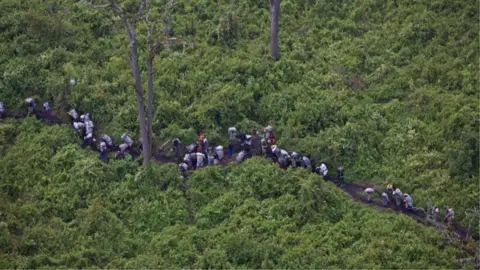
[0, 0, 478, 267]
[0, 120, 474, 268]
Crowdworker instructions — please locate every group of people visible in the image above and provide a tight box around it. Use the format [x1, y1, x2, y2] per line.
[174, 125, 453, 228]
[364, 184, 455, 226]
[0, 98, 139, 163]
[364, 186, 414, 209]
[0, 98, 51, 118]
[177, 125, 345, 187]
[68, 107, 136, 162]
[0, 99, 456, 228]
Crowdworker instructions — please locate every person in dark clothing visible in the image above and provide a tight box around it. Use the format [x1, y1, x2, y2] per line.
[172, 138, 181, 156]
[260, 138, 268, 156]
[386, 184, 394, 200]
[25, 98, 36, 115]
[99, 151, 109, 163]
[336, 166, 345, 186]
[290, 152, 303, 168]
[236, 132, 247, 143]
[267, 145, 276, 163]
[251, 129, 262, 156]
[228, 143, 234, 157]
[189, 151, 197, 170]
[0, 102, 5, 118]
[115, 150, 125, 160]
[202, 137, 208, 155]
[302, 155, 312, 171]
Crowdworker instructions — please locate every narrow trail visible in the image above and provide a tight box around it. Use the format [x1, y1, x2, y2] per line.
[1, 110, 478, 247]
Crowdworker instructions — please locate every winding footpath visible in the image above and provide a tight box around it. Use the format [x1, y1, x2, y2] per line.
[1, 110, 478, 256]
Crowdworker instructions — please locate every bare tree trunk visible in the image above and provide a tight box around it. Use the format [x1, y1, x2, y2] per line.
[270, 0, 280, 60]
[146, 51, 154, 157]
[127, 29, 151, 166]
[89, 1, 155, 165]
[145, 16, 158, 165]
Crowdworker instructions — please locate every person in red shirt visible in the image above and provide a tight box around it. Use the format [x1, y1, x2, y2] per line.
[196, 131, 205, 153]
[268, 133, 277, 145]
[196, 141, 203, 153]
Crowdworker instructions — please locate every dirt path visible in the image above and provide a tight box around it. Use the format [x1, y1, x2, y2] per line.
[342, 183, 478, 241]
[152, 151, 478, 243]
[2, 111, 478, 245]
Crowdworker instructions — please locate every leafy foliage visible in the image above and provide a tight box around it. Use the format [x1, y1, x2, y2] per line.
[0, 0, 478, 267]
[0, 129, 473, 268]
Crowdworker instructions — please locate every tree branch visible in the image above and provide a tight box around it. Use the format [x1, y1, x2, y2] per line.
[151, 0, 176, 34]
[82, 0, 134, 38]
[77, 0, 109, 9]
[139, 0, 147, 16]
[144, 1, 153, 41]
[109, 1, 124, 13]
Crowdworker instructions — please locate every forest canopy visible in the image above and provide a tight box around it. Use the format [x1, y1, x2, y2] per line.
[0, 0, 478, 268]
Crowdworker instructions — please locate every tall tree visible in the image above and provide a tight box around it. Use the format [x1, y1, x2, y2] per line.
[269, 0, 280, 60]
[85, 0, 174, 166]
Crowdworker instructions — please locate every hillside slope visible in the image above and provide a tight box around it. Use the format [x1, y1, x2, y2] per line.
[0, 120, 475, 268]
[0, 0, 478, 267]
[0, 0, 477, 226]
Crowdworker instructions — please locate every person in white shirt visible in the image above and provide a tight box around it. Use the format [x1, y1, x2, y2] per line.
[196, 152, 205, 168]
[244, 135, 252, 146]
[80, 113, 90, 122]
[85, 120, 94, 134]
[315, 163, 328, 180]
[206, 147, 215, 165]
[68, 108, 78, 125]
[393, 188, 403, 208]
[381, 192, 389, 207]
[99, 141, 107, 153]
[264, 125, 273, 138]
[228, 127, 237, 141]
[236, 150, 250, 163]
[215, 145, 224, 160]
[119, 134, 134, 153]
[202, 137, 209, 154]
[445, 208, 455, 226]
[364, 187, 375, 202]
[101, 134, 114, 148]
[260, 139, 268, 156]
[98, 142, 108, 163]
[279, 149, 290, 167]
[403, 194, 413, 209]
[83, 132, 94, 148]
[43, 102, 51, 112]
[73, 122, 85, 134]
[432, 206, 440, 221]
[183, 154, 192, 169]
[302, 156, 311, 170]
